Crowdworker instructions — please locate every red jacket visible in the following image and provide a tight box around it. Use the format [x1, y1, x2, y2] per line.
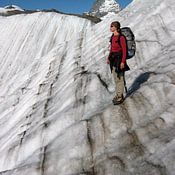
[110, 35, 127, 63]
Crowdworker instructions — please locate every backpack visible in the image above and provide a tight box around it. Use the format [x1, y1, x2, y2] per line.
[110, 27, 136, 59]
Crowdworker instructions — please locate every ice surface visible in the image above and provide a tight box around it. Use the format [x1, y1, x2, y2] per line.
[0, 0, 175, 174]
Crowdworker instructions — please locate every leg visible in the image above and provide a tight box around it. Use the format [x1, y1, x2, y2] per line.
[112, 66, 125, 104]
[112, 66, 118, 95]
[116, 71, 125, 97]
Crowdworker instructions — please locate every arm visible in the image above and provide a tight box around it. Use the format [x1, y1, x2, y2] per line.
[120, 35, 127, 64]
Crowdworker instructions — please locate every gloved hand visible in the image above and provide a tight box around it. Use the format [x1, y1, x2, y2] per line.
[120, 62, 125, 69]
[106, 58, 110, 64]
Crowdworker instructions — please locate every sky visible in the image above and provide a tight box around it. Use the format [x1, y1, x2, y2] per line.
[0, 0, 133, 14]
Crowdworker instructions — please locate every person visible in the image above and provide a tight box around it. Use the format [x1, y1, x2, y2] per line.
[107, 21, 130, 105]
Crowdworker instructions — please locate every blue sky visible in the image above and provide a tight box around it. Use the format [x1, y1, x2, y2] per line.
[0, 0, 132, 14]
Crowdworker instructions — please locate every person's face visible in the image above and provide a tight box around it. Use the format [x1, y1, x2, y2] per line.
[110, 24, 117, 32]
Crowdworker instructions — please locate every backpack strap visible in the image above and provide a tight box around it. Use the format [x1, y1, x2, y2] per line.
[110, 33, 127, 51]
[118, 33, 125, 48]
[118, 34, 128, 59]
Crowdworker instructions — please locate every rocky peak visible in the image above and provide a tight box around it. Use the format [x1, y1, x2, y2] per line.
[88, 0, 120, 18]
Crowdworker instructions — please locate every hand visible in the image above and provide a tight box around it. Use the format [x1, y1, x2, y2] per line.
[120, 62, 125, 69]
[107, 59, 110, 64]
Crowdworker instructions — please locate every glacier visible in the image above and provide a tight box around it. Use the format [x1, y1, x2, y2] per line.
[0, 0, 175, 174]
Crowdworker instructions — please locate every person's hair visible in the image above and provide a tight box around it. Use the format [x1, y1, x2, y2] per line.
[111, 21, 121, 33]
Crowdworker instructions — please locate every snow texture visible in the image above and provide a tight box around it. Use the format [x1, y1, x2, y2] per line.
[0, 0, 175, 174]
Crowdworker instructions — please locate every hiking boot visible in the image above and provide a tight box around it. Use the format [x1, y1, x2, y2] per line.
[112, 94, 124, 105]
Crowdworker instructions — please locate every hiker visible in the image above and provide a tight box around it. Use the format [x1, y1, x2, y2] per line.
[107, 21, 130, 105]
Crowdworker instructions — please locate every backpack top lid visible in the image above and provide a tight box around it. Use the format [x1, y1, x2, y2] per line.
[120, 27, 135, 41]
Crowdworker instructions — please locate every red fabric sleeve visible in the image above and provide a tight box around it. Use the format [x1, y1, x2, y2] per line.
[120, 35, 127, 63]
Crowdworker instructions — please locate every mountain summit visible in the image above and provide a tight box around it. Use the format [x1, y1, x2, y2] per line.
[0, 5, 24, 15]
[88, 0, 120, 18]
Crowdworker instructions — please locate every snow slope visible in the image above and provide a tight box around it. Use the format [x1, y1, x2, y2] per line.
[0, 0, 175, 174]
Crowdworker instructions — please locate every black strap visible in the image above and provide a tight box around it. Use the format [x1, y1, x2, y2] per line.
[118, 34, 121, 47]
[123, 71, 128, 93]
[118, 34, 127, 49]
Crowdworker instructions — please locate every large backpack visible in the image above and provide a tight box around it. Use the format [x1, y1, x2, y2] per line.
[110, 27, 136, 59]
